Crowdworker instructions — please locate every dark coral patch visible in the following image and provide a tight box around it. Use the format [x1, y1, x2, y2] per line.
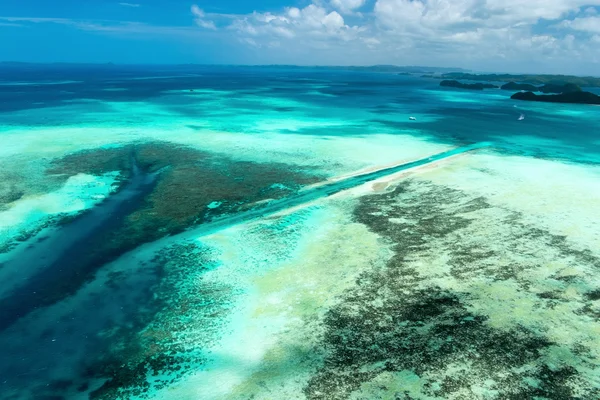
[306, 284, 564, 399]
[586, 290, 600, 301]
[303, 180, 597, 399]
[4, 142, 322, 327]
[84, 244, 234, 400]
[47, 146, 134, 180]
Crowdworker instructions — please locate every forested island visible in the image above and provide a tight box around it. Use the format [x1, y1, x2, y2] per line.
[437, 76, 598, 104]
[501, 82, 583, 93]
[440, 72, 600, 87]
[440, 80, 498, 90]
[538, 83, 582, 93]
[511, 91, 600, 105]
[501, 82, 539, 91]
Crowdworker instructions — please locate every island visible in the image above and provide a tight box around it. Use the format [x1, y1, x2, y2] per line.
[501, 82, 583, 93]
[511, 91, 600, 105]
[440, 80, 498, 90]
[500, 82, 539, 91]
[338, 65, 468, 74]
[438, 72, 600, 87]
[538, 83, 582, 94]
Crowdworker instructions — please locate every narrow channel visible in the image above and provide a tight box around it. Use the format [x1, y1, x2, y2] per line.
[0, 142, 490, 331]
[0, 155, 160, 332]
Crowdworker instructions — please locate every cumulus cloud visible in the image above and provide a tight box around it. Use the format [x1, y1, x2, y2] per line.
[372, 0, 600, 31]
[330, 0, 366, 14]
[184, 0, 600, 71]
[229, 4, 356, 42]
[12, 0, 591, 72]
[2, 0, 597, 72]
[560, 16, 600, 34]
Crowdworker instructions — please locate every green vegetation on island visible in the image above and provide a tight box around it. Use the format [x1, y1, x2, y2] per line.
[440, 72, 600, 87]
[501, 82, 583, 93]
[440, 80, 499, 90]
[538, 83, 582, 93]
[511, 91, 600, 105]
[500, 82, 539, 91]
[338, 65, 468, 73]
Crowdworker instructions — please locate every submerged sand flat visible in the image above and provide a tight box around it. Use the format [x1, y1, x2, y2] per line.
[1, 65, 599, 400]
[131, 149, 600, 400]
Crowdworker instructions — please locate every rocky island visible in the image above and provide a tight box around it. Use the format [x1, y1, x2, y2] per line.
[440, 80, 498, 90]
[511, 91, 600, 105]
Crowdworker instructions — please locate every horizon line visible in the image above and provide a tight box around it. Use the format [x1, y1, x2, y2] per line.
[1, 62, 599, 78]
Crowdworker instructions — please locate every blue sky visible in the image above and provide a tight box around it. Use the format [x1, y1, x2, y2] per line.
[1, 0, 600, 74]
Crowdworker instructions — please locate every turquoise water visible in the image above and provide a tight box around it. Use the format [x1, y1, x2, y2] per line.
[1, 65, 600, 399]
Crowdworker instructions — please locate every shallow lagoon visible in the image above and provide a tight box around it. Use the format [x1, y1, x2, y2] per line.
[1, 65, 599, 399]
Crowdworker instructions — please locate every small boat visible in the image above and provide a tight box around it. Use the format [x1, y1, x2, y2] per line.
[409, 116, 416, 121]
[518, 114, 525, 121]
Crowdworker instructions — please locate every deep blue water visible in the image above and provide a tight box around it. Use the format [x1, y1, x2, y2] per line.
[0, 156, 159, 332]
[1, 64, 598, 162]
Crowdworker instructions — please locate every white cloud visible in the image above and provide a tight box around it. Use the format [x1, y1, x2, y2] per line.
[184, 0, 600, 72]
[119, 3, 141, 7]
[0, 22, 24, 27]
[3, 0, 600, 73]
[322, 10, 345, 30]
[0, 16, 207, 37]
[372, 0, 600, 31]
[229, 4, 355, 42]
[287, 7, 301, 19]
[0, 16, 75, 24]
[330, 0, 366, 14]
[191, 5, 216, 30]
[560, 16, 600, 33]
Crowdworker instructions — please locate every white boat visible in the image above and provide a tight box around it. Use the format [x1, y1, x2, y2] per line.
[518, 114, 525, 121]
[409, 116, 416, 121]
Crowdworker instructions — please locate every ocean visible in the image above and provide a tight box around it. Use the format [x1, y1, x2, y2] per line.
[1, 64, 599, 399]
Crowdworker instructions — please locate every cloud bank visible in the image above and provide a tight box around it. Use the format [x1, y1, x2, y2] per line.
[191, 1, 600, 73]
[1, 1, 598, 73]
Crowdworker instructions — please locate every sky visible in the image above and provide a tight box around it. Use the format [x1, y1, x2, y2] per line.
[1, 0, 600, 74]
